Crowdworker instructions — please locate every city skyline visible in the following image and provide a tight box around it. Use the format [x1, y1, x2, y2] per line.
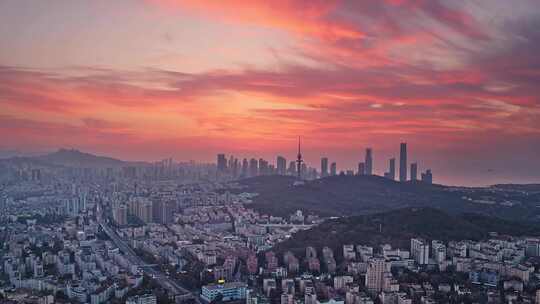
[214, 141, 432, 184]
[1, 1, 540, 187]
[0, 140, 526, 187]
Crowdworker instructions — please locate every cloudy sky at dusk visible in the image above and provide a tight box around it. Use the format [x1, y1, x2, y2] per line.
[1, 0, 539, 186]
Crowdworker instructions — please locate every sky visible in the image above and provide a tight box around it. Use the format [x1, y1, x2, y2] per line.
[1, 0, 539, 186]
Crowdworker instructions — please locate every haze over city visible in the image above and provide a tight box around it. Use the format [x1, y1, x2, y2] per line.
[1, 0, 540, 186]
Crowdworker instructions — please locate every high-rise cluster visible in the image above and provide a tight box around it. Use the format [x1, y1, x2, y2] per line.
[216, 153, 318, 180]
[216, 141, 433, 183]
[384, 143, 433, 184]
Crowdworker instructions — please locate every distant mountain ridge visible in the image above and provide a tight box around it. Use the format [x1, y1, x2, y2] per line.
[491, 184, 540, 192]
[0, 148, 142, 169]
[35, 148, 126, 168]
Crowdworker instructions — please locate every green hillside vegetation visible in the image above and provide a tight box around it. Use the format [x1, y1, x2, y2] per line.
[272, 207, 540, 258]
[237, 175, 540, 222]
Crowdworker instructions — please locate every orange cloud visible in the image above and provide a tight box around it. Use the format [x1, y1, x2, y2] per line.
[149, 0, 365, 41]
[2, 1, 539, 185]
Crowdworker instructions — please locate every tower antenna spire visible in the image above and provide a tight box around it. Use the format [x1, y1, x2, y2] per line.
[296, 136, 303, 181]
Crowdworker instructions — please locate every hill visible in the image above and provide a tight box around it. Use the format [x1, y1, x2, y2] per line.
[236, 175, 540, 222]
[273, 207, 540, 258]
[0, 148, 135, 169]
[240, 175, 449, 218]
[34, 148, 126, 168]
[0, 149, 142, 182]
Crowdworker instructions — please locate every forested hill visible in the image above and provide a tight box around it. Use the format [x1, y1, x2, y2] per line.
[272, 207, 540, 257]
[237, 175, 540, 222]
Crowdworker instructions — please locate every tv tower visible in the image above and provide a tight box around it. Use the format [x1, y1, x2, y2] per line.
[296, 136, 303, 180]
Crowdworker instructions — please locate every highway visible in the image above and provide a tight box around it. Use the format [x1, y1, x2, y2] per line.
[99, 220, 197, 303]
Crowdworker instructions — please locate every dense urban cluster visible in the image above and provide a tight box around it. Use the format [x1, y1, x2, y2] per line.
[238, 236, 540, 304]
[215, 143, 433, 184]
[0, 192, 158, 304]
[0, 146, 538, 304]
[0, 159, 319, 304]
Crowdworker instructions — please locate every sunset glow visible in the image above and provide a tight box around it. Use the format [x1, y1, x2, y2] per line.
[1, 0, 539, 185]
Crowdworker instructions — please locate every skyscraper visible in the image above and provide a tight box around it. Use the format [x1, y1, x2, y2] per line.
[232, 158, 239, 178]
[249, 158, 258, 177]
[258, 158, 269, 175]
[277, 156, 287, 175]
[300, 163, 307, 179]
[365, 257, 387, 292]
[410, 163, 418, 181]
[139, 200, 153, 223]
[321, 157, 328, 177]
[217, 154, 227, 173]
[296, 137, 303, 180]
[112, 205, 127, 226]
[65, 196, 83, 217]
[358, 162, 365, 175]
[365, 148, 373, 175]
[399, 143, 407, 182]
[163, 201, 176, 224]
[152, 199, 162, 223]
[330, 162, 337, 176]
[241, 158, 248, 177]
[228, 155, 234, 172]
[288, 161, 296, 176]
[153, 200, 176, 224]
[388, 158, 395, 180]
[421, 169, 433, 184]
[411, 238, 429, 265]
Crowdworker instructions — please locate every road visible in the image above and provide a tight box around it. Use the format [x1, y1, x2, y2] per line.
[261, 223, 314, 229]
[99, 221, 198, 302]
